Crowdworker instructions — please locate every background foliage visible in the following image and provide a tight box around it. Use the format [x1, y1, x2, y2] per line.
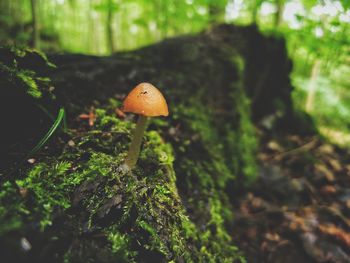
[1, 0, 349, 145]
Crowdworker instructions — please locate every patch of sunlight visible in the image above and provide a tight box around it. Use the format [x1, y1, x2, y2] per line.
[320, 126, 350, 147]
[283, 1, 305, 29]
[311, 0, 343, 17]
[260, 2, 276, 16]
[225, 0, 244, 21]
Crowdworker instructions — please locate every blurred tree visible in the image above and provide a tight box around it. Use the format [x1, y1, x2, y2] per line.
[94, 0, 119, 53]
[30, 0, 40, 49]
[250, 0, 264, 24]
[274, 0, 285, 29]
[106, 0, 115, 52]
[305, 59, 321, 112]
[0, 0, 350, 145]
[208, 0, 227, 24]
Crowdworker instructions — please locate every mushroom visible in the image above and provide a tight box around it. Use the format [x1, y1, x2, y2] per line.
[122, 82, 168, 169]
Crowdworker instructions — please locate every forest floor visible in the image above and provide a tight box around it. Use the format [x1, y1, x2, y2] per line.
[233, 129, 350, 263]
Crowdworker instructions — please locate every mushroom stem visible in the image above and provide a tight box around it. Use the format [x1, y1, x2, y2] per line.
[124, 115, 148, 169]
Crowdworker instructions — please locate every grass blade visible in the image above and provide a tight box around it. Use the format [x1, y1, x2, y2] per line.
[27, 107, 65, 157]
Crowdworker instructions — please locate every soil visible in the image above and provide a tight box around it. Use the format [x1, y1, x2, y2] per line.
[233, 130, 350, 263]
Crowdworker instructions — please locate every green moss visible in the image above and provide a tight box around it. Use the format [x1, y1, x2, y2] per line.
[1, 62, 41, 98]
[146, 54, 256, 262]
[16, 161, 72, 230]
[222, 55, 258, 182]
[0, 181, 28, 235]
[174, 100, 233, 189]
[0, 31, 279, 262]
[230, 84, 258, 183]
[0, 50, 257, 261]
[168, 97, 250, 261]
[107, 232, 135, 262]
[1, 109, 208, 262]
[16, 70, 41, 98]
[0, 46, 55, 99]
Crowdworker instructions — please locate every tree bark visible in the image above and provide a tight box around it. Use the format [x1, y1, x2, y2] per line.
[48, 24, 293, 123]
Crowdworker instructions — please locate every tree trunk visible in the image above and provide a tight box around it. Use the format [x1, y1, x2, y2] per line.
[274, 0, 284, 29]
[161, 0, 168, 38]
[305, 59, 321, 112]
[251, 0, 260, 24]
[106, 0, 115, 53]
[30, 0, 40, 49]
[47, 24, 293, 122]
[88, 0, 96, 53]
[0, 24, 302, 263]
[208, 1, 226, 24]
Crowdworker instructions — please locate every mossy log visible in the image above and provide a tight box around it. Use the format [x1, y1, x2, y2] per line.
[1, 24, 297, 262]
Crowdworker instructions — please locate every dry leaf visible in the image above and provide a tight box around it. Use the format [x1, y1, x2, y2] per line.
[319, 224, 350, 247]
[315, 163, 335, 182]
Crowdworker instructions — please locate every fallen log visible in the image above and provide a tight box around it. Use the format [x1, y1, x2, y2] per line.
[0, 24, 304, 263]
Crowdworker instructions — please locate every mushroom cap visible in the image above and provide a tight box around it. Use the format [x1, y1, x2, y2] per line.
[122, 82, 169, 117]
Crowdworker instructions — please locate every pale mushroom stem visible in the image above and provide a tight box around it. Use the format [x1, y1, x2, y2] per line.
[124, 115, 148, 169]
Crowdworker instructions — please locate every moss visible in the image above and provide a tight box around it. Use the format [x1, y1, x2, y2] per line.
[0, 62, 41, 98]
[1, 109, 224, 262]
[16, 70, 41, 98]
[0, 181, 28, 235]
[0, 47, 256, 262]
[167, 97, 251, 262]
[146, 54, 257, 262]
[226, 55, 258, 182]
[230, 85, 258, 183]
[107, 232, 135, 262]
[173, 101, 233, 189]
[0, 26, 292, 262]
[16, 161, 73, 230]
[0, 46, 55, 99]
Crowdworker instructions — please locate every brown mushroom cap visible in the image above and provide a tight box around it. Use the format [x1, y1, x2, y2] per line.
[122, 82, 169, 117]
